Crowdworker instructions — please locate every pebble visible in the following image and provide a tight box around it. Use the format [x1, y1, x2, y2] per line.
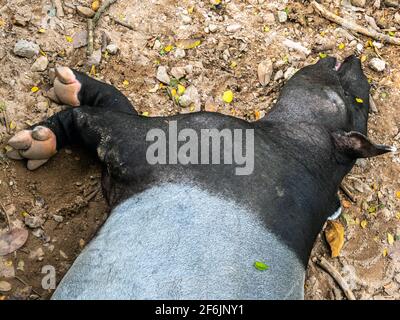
[277, 11, 288, 23]
[72, 30, 88, 49]
[356, 43, 364, 54]
[156, 66, 171, 84]
[76, 6, 95, 18]
[257, 59, 273, 86]
[25, 215, 44, 228]
[174, 48, 186, 59]
[14, 40, 40, 58]
[86, 49, 102, 66]
[106, 44, 119, 55]
[59, 250, 68, 259]
[274, 69, 284, 81]
[179, 86, 200, 109]
[170, 67, 186, 80]
[226, 24, 242, 33]
[264, 12, 275, 24]
[31, 56, 48, 72]
[208, 24, 218, 33]
[369, 58, 386, 72]
[29, 247, 44, 261]
[351, 0, 366, 7]
[53, 214, 64, 223]
[0, 281, 12, 292]
[284, 67, 296, 80]
[395, 12, 400, 24]
[182, 15, 192, 24]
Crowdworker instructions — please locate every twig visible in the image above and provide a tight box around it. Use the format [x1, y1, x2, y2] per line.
[93, 0, 117, 26]
[86, 0, 117, 57]
[311, 1, 400, 45]
[340, 183, 355, 203]
[313, 256, 356, 300]
[85, 188, 100, 202]
[0, 202, 11, 231]
[111, 16, 134, 30]
[14, 276, 42, 297]
[86, 19, 94, 57]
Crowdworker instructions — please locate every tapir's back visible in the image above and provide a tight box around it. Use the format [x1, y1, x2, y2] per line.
[52, 183, 305, 300]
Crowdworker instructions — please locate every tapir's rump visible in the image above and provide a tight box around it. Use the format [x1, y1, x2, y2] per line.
[52, 183, 304, 300]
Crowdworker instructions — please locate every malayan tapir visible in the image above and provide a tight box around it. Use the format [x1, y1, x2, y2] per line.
[6, 55, 395, 299]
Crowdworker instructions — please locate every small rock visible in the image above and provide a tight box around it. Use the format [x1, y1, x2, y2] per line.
[72, 30, 88, 49]
[29, 247, 44, 261]
[106, 44, 119, 55]
[0, 281, 12, 292]
[59, 250, 68, 259]
[174, 48, 186, 59]
[76, 6, 95, 18]
[53, 214, 64, 223]
[184, 64, 193, 74]
[86, 49, 102, 66]
[395, 12, 400, 24]
[31, 56, 48, 72]
[274, 69, 284, 81]
[170, 67, 186, 79]
[37, 101, 48, 112]
[182, 15, 192, 24]
[369, 58, 386, 72]
[351, 0, 366, 7]
[209, 24, 218, 33]
[31, 228, 45, 238]
[14, 40, 40, 58]
[264, 12, 275, 24]
[372, 41, 383, 49]
[25, 215, 44, 228]
[79, 239, 86, 248]
[277, 11, 288, 23]
[179, 86, 200, 110]
[156, 66, 171, 84]
[226, 24, 242, 33]
[284, 67, 296, 80]
[257, 59, 273, 86]
[356, 43, 364, 54]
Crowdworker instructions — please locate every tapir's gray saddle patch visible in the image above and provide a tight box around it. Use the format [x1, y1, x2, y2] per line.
[52, 184, 304, 300]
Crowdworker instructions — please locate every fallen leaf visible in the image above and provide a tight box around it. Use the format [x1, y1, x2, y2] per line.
[342, 200, 351, 208]
[0, 228, 29, 256]
[388, 233, 394, 245]
[175, 38, 201, 50]
[360, 220, 368, 229]
[361, 55, 367, 63]
[254, 261, 269, 271]
[222, 90, 234, 103]
[325, 220, 345, 258]
[383, 248, 388, 257]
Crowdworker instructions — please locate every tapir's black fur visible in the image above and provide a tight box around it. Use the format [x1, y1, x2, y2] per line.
[35, 55, 391, 266]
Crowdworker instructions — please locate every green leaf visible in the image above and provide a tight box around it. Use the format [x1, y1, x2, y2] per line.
[254, 261, 269, 271]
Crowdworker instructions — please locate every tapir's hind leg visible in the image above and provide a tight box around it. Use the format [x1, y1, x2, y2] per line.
[49, 67, 137, 114]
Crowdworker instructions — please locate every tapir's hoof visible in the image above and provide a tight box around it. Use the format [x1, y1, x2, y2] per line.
[49, 67, 81, 107]
[7, 126, 57, 170]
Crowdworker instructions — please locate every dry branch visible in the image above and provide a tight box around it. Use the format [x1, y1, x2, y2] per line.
[311, 1, 400, 45]
[313, 256, 356, 300]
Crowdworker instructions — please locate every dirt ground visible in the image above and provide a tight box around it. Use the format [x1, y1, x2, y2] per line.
[0, 0, 400, 300]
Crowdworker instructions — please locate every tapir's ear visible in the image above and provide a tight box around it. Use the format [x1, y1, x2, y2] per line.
[331, 131, 396, 158]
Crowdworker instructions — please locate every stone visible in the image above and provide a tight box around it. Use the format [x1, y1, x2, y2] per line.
[25, 215, 44, 228]
[369, 58, 386, 72]
[0, 281, 11, 292]
[53, 214, 64, 223]
[264, 12, 275, 24]
[208, 24, 218, 33]
[257, 59, 273, 86]
[277, 11, 288, 23]
[156, 66, 171, 84]
[106, 44, 119, 55]
[226, 24, 242, 33]
[86, 49, 102, 66]
[284, 67, 297, 80]
[274, 69, 284, 81]
[179, 86, 200, 110]
[31, 56, 48, 72]
[174, 48, 186, 59]
[72, 30, 88, 49]
[76, 6, 95, 18]
[182, 15, 192, 24]
[170, 67, 186, 79]
[14, 40, 40, 58]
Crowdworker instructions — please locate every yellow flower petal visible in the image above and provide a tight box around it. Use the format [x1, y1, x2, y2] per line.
[360, 220, 368, 229]
[142, 111, 149, 117]
[338, 43, 345, 50]
[177, 84, 186, 95]
[38, 28, 46, 33]
[31, 86, 39, 93]
[122, 80, 129, 87]
[355, 97, 363, 103]
[383, 248, 388, 257]
[222, 90, 234, 104]
[387, 233, 394, 245]
[65, 36, 73, 43]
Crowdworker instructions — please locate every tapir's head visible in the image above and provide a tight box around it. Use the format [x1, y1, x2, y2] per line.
[269, 55, 396, 160]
